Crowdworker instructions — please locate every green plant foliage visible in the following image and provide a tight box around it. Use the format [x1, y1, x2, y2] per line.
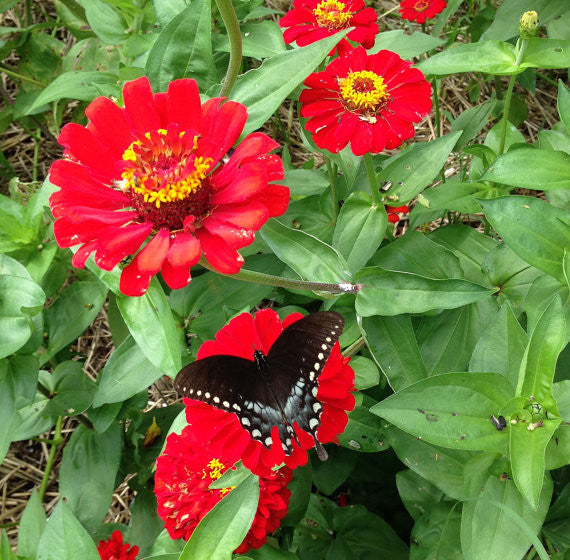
[0, 1, 568, 559]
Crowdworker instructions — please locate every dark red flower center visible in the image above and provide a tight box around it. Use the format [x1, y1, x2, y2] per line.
[313, 0, 353, 30]
[119, 125, 213, 231]
[338, 70, 389, 119]
[413, 0, 429, 12]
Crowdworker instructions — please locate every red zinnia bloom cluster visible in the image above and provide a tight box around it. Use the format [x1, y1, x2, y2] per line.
[300, 47, 432, 156]
[182, 309, 355, 476]
[280, 0, 378, 55]
[399, 0, 447, 24]
[49, 77, 289, 296]
[386, 204, 409, 224]
[97, 530, 138, 560]
[154, 425, 292, 553]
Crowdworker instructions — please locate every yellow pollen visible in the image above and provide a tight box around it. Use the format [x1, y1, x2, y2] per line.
[313, 0, 353, 30]
[121, 130, 211, 209]
[204, 459, 235, 496]
[414, 0, 429, 11]
[338, 70, 388, 113]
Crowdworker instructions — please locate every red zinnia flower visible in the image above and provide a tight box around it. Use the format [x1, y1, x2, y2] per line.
[182, 309, 355, 476]
[386, 204, 409, 224]
[97, 530, 138, 560]
[280, 0, 378, 55]
[399, 0, 447, 24]
[300, 46, 432, 156]
[49, 77, 289, 296]
[154, 425, 292, 553]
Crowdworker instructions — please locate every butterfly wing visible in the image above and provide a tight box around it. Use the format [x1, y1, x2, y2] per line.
[266, 311, 345, 450]
[174, 355, 288, 450]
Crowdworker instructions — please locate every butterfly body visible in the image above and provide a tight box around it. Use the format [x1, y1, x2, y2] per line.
[174, 311, 345, 461]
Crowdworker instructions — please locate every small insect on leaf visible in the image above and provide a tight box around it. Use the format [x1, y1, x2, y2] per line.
[490, 414, 507, 431]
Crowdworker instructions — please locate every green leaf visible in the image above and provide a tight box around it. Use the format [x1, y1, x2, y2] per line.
[523, 274, 570, 337]
[339, 395, 388, 453]
[181, 472, 259, 560]
[461, 453, 553, 560]
[0, 255, 46, 359]
[117, 278, 182, 377]
[229, 30, 348, 137]
[371, 372, 514, 452]
[42, 280, 107, 365]
[416, 41, 518, 76]
[451, 99, 496, 150]
[128, 487, 163, 557]
[422, 436, 484, 510]
[332, 191, 388, 274]
[93, 335, 163, 406]
[520, 38, 570, 70]
[145, 0, 216, 92]
[17, 488, 46, 558]
[59, 423, 122, 530]
[545, 423, 570, 470]
[27, 71, 120, 113]
[350, 355, 380, 390]
[312, 446, 358, 495]
[370, 229, 463, 280]
[0, 363, 19, 462]
[417, 299, 498, 376]
[41, 362, 96, 417]
[480, 148, 570, 190]
[469, 304, 528, 388]
[510, 418, 560, 510]
[355, 267, 493, 317]
[36, 500, 100, 560]
[78, 0, 128, 44]
[261, 219, 352, 285]
[213, 21, 286, 60]
[479, 196, 570, 284]
[517, 296, 566, 411]
[282, 463, 312, 528]
[377, 133, 462, 204]
[369, 30, 444, 58]
[0, 531, 17, 560]
[415, 180, 486, 215]
[395, 469, 443, 521]
[481, 243, 544, 307]
[410, 502, 463, 560]
[558, 79, 570, 134]
[362, 314, 427, 391]
[283, 168, 329, 197]
[152, 0, 188, 27]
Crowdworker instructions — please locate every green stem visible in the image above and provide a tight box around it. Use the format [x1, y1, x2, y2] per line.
[325, 158, 339, 224]
[39, 416, 63, 501]
[432, 78, 441, 138]
[215, 0, 242, 97]
[37, 381, 95, 429]
[199, 258, 359, 294]
[0, 63, 44, 87]
[363, 153, 381, 206]
[498, 38, 528, 156]
[343, 336, 365, 357]
[32, 129, 40, 182]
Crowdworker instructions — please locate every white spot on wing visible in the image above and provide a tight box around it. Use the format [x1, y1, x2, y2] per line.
[312, 387, 318, 397]
[213, 396, 220, 403]
[223, 401, 230, 408]
[241, 417, 250, 426]
[252, 429, 262, 438]
[309, 418, 319, 429]
[264, 436, 272, 447]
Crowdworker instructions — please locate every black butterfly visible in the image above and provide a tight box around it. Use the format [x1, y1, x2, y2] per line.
[174, 311, 345, 461]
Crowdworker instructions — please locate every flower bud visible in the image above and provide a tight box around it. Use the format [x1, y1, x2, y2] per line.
[519, 11, 539, 38]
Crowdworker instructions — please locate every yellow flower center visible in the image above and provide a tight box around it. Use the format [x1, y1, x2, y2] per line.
[313, 0, 353, 30]
[338, 70, 389, 114]
[414, 0, 429, 11]
[121, 129, 212, 210]
[204, 458, 235, 496]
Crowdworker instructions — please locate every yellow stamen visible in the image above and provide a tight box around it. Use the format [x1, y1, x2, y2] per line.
[414, 0, 429, 11]
[121, 130, 212, 209]
[313, 0, 353, 30]
[204, 459, 235, 496]
[338, 70, 388, 112]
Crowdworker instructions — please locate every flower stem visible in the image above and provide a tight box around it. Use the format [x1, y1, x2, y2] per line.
[498, 38, 528, 156]
[215, 0, 242, 97]
[39, 416, 63, 502]
[432, 78, 441, 137]
[326, 158, 339, 224]
[199, 258, 359, 294]
[363, 153, 381, 206]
